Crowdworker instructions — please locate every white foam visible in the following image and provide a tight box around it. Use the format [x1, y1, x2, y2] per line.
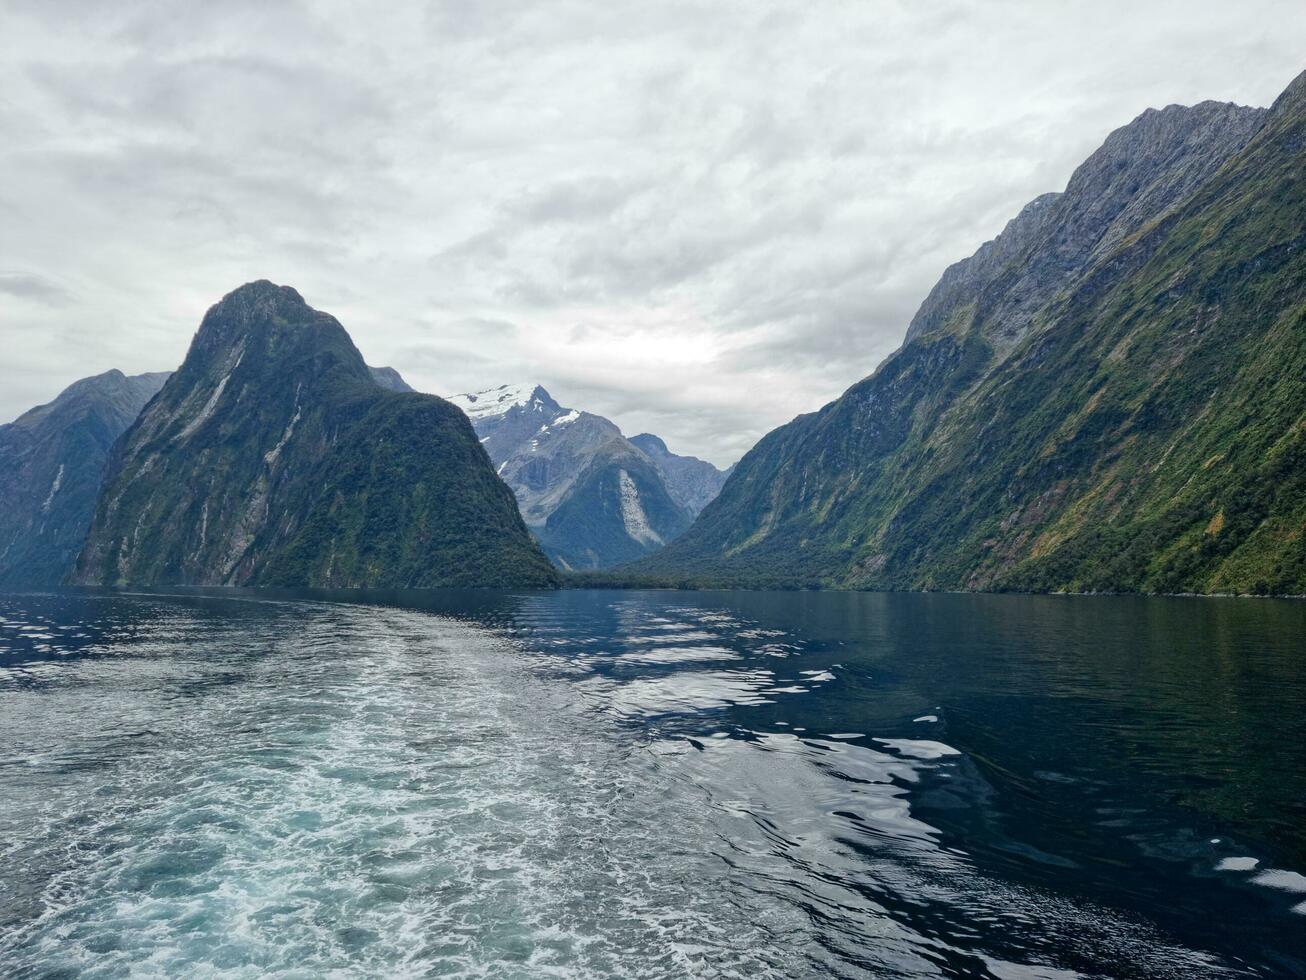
[1215, 856, 1259, 872]
[874, 738, 963, 760]
[1252, 869, 1306, 893]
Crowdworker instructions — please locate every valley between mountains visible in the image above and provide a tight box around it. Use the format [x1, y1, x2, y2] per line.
[2, 70, 1303, 595]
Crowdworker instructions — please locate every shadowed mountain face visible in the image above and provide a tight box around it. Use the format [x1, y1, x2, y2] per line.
[0, 370, 169, 586]
[71, 282, 558, 588]
[628, 433, 731, 514]
[637, 72, 1306, 595]
[446, 384, 727, 570]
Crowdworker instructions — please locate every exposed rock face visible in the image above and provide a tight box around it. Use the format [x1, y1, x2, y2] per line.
[906, 100, 1267, 350]
[71, 282, 557, 588]
[637, 72, 1306, 596]
[446, 384, 723, 569]
[0, 370, 169, 586]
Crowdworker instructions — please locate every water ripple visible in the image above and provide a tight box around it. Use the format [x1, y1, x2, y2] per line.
[0, 590, 1295, 977]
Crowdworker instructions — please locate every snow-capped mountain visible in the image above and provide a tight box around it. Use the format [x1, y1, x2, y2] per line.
[446, 383, 729, 570]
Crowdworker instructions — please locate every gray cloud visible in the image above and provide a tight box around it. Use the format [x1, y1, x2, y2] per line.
[1, 0, 1302, 465]
[0, 273, 73, 306]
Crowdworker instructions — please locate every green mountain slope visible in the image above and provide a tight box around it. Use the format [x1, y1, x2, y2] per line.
[636, 71, 1306, 595]
[0, 370, 169, 586]
[71, 282, 558, 588]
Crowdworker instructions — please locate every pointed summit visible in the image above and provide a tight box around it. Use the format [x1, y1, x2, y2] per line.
[446, 382, 559, 420]
[73, 285, 557, 588]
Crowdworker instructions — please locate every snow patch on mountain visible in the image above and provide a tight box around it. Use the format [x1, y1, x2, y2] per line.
[534, 409, 581, 439]
[447, 382, 541, 420]
[618, 469, 662, 547]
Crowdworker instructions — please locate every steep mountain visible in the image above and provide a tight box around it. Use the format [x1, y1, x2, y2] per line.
[0, 370, 169, 586]
[636, 72, 1306, 595]
[71, 282, 558, 588]
[628, 433, 731, 513]
[446, 384, 722, 569]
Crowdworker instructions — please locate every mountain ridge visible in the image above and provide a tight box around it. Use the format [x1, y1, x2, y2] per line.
[0, 369, 171, 586]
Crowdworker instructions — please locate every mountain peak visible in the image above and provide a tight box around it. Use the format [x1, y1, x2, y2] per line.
[71, 288, 557, 589]
[219, 279, 307, 308]
[196, 281, 316, 345]
[629, 433, 668, 455]
[905, 95, 1265, 349]
[447, 382, 560, 420]
[182, 281, 370, 390]
[367, 365, 414, 393]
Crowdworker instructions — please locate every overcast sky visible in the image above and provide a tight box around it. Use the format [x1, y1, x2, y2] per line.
[1, 1, 1302, 465]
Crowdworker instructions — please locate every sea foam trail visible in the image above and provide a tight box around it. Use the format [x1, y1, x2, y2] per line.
[0, 597, 789, 978]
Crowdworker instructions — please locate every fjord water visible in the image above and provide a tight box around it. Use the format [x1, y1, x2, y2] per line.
[1, 590, 1303, 978]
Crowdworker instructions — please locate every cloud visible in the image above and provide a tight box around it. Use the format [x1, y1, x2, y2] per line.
[0, 273, 73, 306]
[1, 0, 1303, 465]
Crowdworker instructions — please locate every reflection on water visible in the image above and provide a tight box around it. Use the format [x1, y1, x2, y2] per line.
[0, 588, 1303, 978]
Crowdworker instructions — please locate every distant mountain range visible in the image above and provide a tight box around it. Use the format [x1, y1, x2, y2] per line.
[446, 384, 729, 570]
[0, 370, 170, 586]
[635, 70, 1306, 596]
[70, 282, 557, 588]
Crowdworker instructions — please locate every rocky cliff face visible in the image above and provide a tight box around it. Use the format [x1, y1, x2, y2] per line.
[71, 282, 557, 588]
[0, 370, 169, 586]
[637, 71, 1306, 596]
[446, 384, 723, 569]
[906, 100, 1267, 351]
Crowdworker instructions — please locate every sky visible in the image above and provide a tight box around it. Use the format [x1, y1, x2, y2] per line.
[1, 1, 1303, 466]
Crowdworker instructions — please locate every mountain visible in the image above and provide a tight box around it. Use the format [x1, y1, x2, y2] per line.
[635, 71, 1306, 596]
[628, 433, 732, 513]
[0, 370, 169, 586]
[368, 365, 413, 392]
[446, 384, 727, 570]
[71, 282, 558, 588]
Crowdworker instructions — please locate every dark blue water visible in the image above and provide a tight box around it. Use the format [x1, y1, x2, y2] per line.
[1, 588, 1303, 977]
